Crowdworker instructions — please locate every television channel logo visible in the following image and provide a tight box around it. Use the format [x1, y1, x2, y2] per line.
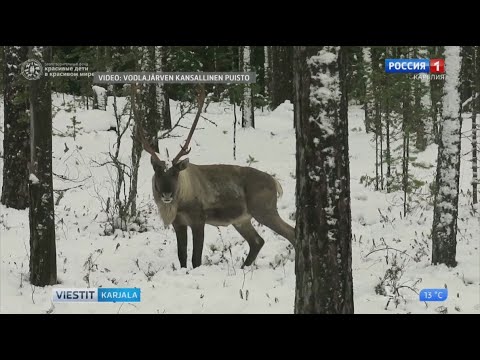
[52, 288, 141, 303]
[385, 59, 445, 74]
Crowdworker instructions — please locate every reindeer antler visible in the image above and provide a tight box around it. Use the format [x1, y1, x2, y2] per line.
[172, 84, 206, 165]
[136, 120, 161, 161]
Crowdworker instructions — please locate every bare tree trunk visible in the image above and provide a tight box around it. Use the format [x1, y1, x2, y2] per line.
[233, 102, 237, 160]
[294, 46, 354, 314]
[386, 109, 391, 192]
[363, 47, 373, 133]
[1, 46, 30, 209]
[432, 46, 462, 267]
[241, 46, 254, 128]
[375, 118, 379, 191]
[129, 47, 157, 216]
[472, 47, 478, 205]
[28, 46, 57, 286]
[264, 46, 270, 98]
[385, 47, 392, 192]
[155, 46, 172, 130]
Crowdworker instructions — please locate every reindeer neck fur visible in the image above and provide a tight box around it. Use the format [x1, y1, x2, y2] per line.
[155, 165, 196, 226]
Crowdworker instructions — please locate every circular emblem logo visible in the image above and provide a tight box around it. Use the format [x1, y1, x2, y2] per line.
[21, 59, 43, 80]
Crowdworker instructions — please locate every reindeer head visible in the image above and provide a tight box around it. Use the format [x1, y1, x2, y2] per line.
[135, 85, 206, 204]
[151, 156, 189, 204]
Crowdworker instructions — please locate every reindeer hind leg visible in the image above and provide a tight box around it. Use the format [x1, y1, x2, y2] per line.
[233, 220, 265, 268]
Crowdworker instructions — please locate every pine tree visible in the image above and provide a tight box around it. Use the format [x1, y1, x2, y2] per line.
[28, 46, 57, 286]
[432, 46, 462, 267]
[293, 46, 354, 314]
[1, 46, 30, 209]
[270, 46, 294, 110]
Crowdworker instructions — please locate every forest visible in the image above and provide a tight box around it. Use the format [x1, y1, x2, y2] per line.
[0, 46, 478, 314]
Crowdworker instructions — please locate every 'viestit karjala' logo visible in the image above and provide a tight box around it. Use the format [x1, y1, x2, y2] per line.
[21, 59, 43, 80]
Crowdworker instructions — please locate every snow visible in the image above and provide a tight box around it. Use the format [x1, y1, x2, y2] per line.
[92, 86, 106, 97]
[308, 47, 341, 138]
[92, 86, 107, 111]
[1, 93, 479, 314]
[29, 174, 39, 184]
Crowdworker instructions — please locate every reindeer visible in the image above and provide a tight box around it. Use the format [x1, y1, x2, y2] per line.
[136, 86, 295, 269]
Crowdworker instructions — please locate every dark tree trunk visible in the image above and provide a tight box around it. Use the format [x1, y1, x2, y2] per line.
[400, 49, 413, 217]
[105, 46, 114, 95]
[130, 84, 143, 216]
[1, 46, 30, 209]
[270, 46, 293, 110]
[432, 46, 462, 267]
[28, 46, 57, 286]
[130, 124, 142, 216]
[386, 105, 391, 192]
[415, 117, 427, 151]
[293, 46, 354, 314]
[402, 83, 411, 217]
[429, 46, 445, 144]
[96, 46, 105, 72]
[414, 50, 427, 151]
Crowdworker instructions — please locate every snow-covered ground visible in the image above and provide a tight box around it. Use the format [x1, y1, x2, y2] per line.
[1, 93, 479, 314]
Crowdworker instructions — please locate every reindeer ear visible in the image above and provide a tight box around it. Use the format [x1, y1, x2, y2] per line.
[176, 158, 189, 171]
[151, 156, 165, 172]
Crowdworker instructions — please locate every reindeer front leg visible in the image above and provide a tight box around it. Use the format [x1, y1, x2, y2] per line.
[173, 222, 188, 268]
[191, 224, 205, 268]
